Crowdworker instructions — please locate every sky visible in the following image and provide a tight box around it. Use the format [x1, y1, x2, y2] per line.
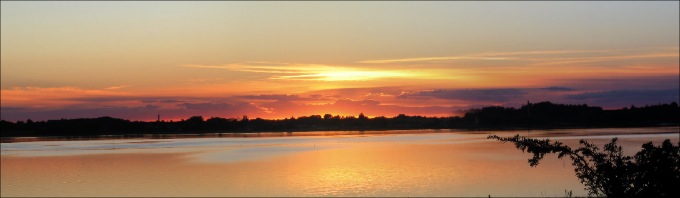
[1, 1, 679, 122]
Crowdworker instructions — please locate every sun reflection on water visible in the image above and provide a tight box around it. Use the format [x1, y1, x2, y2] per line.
[2, 128, 678, 197]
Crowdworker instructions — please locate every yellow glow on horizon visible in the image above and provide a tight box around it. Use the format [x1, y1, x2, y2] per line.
[183, 63, 427, 82]
[271, 70, 414, 81]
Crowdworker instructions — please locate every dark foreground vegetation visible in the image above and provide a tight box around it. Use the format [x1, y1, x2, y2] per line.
[489, 135, 680, 197]
[1, 101, 678, 137]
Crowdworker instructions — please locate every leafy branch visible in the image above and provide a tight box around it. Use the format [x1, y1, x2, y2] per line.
[488, 134, 679, 197]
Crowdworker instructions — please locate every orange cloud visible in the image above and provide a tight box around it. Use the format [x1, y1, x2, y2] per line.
[1, 86, 134, 108]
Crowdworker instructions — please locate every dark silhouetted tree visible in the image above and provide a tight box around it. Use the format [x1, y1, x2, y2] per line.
[488, 135, 680, 197]
[1, 101, 678, 137]
[185, 116, 205, 131]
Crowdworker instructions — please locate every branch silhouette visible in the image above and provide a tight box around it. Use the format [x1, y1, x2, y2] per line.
[488, 135, 680, 197]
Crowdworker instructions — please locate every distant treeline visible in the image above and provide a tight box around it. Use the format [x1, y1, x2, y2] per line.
[1, 101, 678, 137]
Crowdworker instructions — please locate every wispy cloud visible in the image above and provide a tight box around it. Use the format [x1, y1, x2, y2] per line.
[269, 70, 414, 81]
[539, 86, 577, 91]
[358, 56, 514, 64]
[182, 63, 421, 81]
[398, 88, 528, 103]
[528, 52, 679, 66]
[358, 50, 606, 64]
[183, 64, 328, 74]
[104, 85, 132, 90]
[564, 89, 679, 108]
[0, 86, 134, 108]
[358, 48, 678, 65]
[236, 94, 314, 102]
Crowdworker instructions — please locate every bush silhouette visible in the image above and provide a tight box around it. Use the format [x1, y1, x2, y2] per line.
[488, 135, 680, 197]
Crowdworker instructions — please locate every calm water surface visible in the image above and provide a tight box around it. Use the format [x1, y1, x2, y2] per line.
[2, 127, 678, 197]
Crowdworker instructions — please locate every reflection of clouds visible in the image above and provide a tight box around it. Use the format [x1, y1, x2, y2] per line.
[193, 145, 344, 163]
[0, 132, 486, 160]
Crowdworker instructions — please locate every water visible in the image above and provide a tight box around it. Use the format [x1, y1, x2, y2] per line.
[1, 127, 678, 197]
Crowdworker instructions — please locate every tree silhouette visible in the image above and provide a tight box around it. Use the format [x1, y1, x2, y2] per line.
[185, 116, 205, 131]
[1, 101, 678, 138]
[358, 113, 367, 120]
[488, 134, 680, 197]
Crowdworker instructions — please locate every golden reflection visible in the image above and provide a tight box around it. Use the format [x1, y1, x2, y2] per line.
[280, 142, 587, 196]
[10, 133, 660, 196]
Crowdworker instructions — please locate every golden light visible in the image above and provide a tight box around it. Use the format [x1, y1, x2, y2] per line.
[273, 70, 414, 81]
[183, 63, 427, 82]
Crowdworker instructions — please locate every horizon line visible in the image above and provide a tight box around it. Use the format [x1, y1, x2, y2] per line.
[3, 100, 677, 123]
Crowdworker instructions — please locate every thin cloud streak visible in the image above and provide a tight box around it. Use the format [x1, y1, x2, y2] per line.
[358, 56, 514, 64]
[529, 52, 679, 66]
[358, 49, 610, 64]
[182, 63, 424, 81]
[2, 83, 678, 122]
[183, 64, 333, 74]
[564, 89, 680, 109]
[398, 89, 528, 103]
[0, 86, 135, 108]
[359, 48, 678, 65]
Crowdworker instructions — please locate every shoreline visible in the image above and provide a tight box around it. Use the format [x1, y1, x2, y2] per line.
[2, 125, 678, 143]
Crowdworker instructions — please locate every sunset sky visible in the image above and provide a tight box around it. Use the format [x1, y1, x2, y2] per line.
[1, 1, 678, 122]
